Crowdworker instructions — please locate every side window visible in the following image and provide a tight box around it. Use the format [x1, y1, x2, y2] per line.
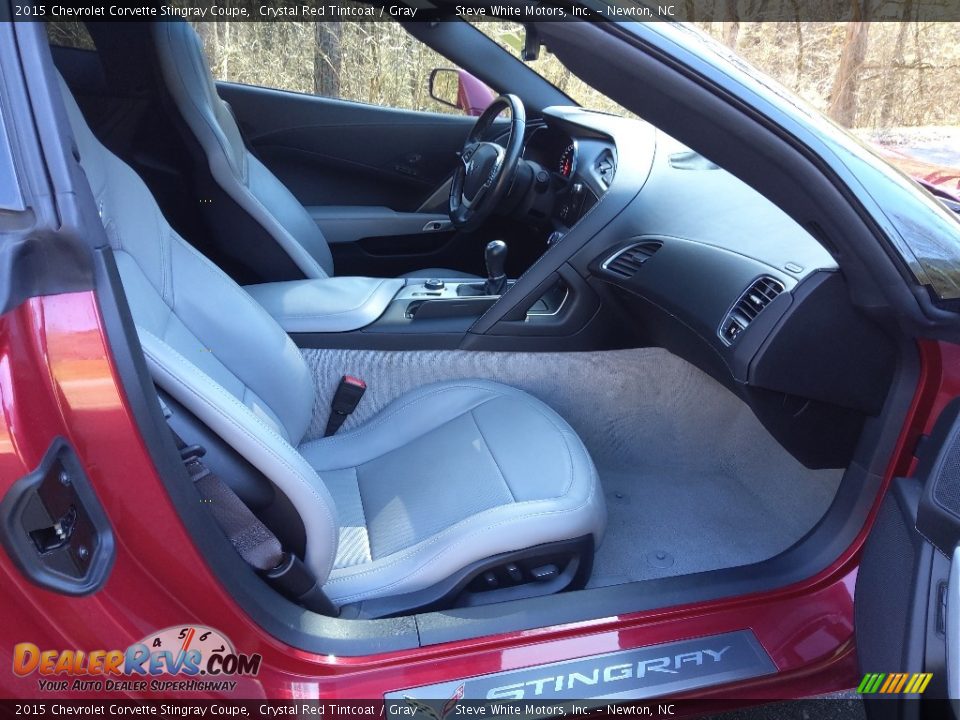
[195, 20, 494, 116]
[46, 21, 95, 50]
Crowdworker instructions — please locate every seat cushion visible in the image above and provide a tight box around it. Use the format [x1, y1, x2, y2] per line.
[399, 268, 481, 279]
[299, 380, 605, 605]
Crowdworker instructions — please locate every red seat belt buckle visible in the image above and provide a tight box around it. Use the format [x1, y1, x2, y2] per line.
[325, 375, 367, 436]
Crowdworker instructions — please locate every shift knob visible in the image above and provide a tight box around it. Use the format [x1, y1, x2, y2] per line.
[484, 240, 508, 295]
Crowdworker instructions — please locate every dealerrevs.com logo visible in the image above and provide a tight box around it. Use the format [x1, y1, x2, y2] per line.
[12, 625, 262, 693]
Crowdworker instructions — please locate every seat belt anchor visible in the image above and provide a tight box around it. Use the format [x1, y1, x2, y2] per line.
[324, 375, 366, 436]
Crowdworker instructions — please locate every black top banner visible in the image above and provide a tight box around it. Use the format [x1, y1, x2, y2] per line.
[6, 0, 960, 24]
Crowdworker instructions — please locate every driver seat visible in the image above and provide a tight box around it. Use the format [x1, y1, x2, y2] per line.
[151, 20, 477, 282]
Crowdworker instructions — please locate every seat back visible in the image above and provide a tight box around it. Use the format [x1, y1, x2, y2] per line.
[57, 73, 340, 583]
[151, 21, 335, 280]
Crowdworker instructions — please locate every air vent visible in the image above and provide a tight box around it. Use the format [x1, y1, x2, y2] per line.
[718, 276, 785, 345]
[596, 151, 616, 187]
[601, 241, 662, 278]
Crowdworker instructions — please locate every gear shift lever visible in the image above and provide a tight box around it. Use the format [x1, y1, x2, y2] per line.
[484, 240, 508, 295]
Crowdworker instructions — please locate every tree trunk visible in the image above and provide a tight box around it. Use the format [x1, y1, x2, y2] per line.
[828, 1, 871, 127]
[195, 22, 219, 74]
[721, 0, 740, 49]
[879, 0, 914, 129]
[218, 22, 230, 77]
[314, 22, 342, 98]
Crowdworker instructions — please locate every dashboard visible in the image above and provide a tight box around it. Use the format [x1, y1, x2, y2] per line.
[522, 125, 616, 229]
[507, 107, 897, 469]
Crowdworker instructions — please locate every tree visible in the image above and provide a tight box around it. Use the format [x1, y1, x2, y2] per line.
[828, 0, 871, 127]
[314, 22, 342, 98]
[195, 22, 219, 73]
[722, 0, 740, 49]
[878, 0, 914, 128]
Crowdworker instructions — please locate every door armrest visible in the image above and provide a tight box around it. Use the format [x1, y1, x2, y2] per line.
[306, 206, 452, 244]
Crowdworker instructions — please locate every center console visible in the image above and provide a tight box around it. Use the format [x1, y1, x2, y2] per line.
[245, 239, 574, 349]
[244, 110, 642, 352]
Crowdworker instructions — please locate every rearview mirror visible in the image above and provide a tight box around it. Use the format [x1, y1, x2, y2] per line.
[522, 23, 541, 61]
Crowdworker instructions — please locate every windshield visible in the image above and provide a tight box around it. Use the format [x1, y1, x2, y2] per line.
[685, 21, 960, 197]
[470, 21, 636, 116]
[479, 17, 960, 197]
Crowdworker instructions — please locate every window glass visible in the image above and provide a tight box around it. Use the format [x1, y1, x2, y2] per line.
[195, 20, 481, 115]
[46, 21, 95, 50]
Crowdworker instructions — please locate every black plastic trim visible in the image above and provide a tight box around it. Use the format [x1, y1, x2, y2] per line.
[0, 21, 95, 314]
[341, 536, 593, 620]
[0, 437, 115, 595]
[917, 398, 960, 557]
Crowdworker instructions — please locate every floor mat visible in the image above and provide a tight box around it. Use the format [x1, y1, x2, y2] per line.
[300, 348, 843, 584]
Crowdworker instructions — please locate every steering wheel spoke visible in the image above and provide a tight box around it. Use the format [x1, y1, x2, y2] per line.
[461, 141, 480, 164]
[449, 94, 525, 231]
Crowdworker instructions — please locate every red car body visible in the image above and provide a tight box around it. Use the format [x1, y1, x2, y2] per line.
[875, 145, 960, 199]
[0, 288, 954, 703]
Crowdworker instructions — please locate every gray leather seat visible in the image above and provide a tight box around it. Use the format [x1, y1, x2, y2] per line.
[58, 76, 605, 607]
[152, 21, 477, 282]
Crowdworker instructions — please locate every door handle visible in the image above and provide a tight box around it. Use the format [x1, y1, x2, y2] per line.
[422, 219, 453, 232]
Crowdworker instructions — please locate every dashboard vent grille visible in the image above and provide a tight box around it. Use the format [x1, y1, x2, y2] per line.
[596, 151, 616, 187]
[718, 276, 785, 345]
[602, 241, 662, 278]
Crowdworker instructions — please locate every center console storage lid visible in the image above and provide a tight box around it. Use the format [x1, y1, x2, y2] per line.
[244, 276, 403, 333]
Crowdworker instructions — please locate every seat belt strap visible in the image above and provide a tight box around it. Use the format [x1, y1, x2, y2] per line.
[157, 396, 337, 615]
[166, 420, 284, 571]
[187, 451, 284, 572]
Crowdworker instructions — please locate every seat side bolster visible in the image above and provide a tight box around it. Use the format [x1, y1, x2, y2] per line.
[139, 330, 339, 584]
[152, 21, 334, 280]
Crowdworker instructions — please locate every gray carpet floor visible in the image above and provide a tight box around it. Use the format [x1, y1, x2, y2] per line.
[301, 348, 843, 586]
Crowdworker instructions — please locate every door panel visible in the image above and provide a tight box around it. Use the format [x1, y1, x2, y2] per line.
[218, 82, 500, 275]
[218, 83, 474, 211]
[218, 84, 542, 278]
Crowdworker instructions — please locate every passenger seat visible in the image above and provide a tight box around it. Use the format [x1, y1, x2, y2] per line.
[56, 73, 605, 611]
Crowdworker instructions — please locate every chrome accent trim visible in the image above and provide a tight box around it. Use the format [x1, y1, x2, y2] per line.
[599, 243, 640, 272]
[526, 288, 570, 318]
[422, 219, 453, 232]
[717, 276, 786, 347]
[385, 629, 776, 704]
[599, 240, 660, 274]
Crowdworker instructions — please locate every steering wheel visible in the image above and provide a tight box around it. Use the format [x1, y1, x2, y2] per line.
[449, 94, 526, 231]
